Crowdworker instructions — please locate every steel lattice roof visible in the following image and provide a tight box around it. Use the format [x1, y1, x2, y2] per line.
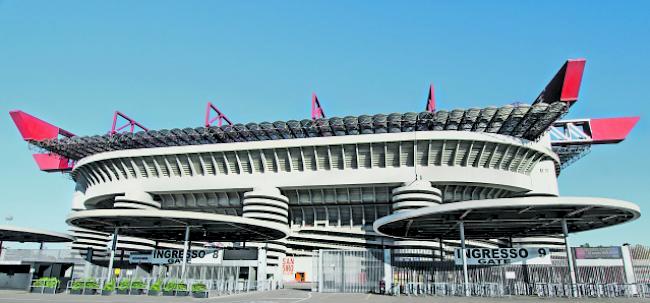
[29, 102, 567, 161]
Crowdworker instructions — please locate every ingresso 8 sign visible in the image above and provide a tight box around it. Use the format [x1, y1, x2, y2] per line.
[129, 249, 222, 265]
[454, 247, 551, 265]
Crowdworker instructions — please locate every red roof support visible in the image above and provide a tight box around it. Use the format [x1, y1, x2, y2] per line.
[533, 58, 586, 105]
[311, 93, 326, 120]
[9, 110, 75, 141]
[590, 116, 640, 144]
[425, 84, 436, 112]
[110, 111, 148, 135]
[8, 110, 76, 172]
[205, 102, 233, 127]
[32, 153, 74, 172]
[551, 116, 640, 145]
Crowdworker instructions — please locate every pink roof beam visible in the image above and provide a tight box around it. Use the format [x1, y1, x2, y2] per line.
[425, 84, 436, 112]
[110, 111, 148, 135]
[311, 93, 326, 120]
[205, 102, 233, 127]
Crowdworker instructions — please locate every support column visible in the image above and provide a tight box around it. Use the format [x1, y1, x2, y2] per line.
[561, 219, 577, 297]
[317, 250, 324, 292]
[257, 246, 267, 290]
[39, 242, 44, 250]
[439, 238, 444, 261]
[621, 244, 638, 295]
[383, 248, 392, 295]
[459, 221, 469, 297]
[106, 227, 119, 282]
[181, 225, 190, 280]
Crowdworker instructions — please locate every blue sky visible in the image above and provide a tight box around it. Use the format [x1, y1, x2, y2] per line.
[0, 1, 648, 248]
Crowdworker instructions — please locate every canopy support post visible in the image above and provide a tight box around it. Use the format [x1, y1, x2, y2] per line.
[106, 227, 119, 283]
[181, 225, 190, 280]
[562, 219, 577, 297]
[459, 221, 470, 296]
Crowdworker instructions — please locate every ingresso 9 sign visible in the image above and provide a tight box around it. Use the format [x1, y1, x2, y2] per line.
[454, 247, 551, 265]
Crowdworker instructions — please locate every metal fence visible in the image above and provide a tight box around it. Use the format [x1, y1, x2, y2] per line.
[315, 247, 650, 297]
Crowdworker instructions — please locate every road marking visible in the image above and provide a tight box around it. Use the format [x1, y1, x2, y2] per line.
[292, 292, 312, 303]
[256, 298, 304, 300]
[364, 293, 371, 300]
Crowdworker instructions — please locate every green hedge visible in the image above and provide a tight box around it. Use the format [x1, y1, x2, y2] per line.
[32, 277, 59, 288]
[117, 279, 147, 291]
[191, 283, 207, 292]
[163, 280, 187, 292]
[103, 280, 115, 291]
[71, 279, 99, 290]
[149, 280, 162, 292]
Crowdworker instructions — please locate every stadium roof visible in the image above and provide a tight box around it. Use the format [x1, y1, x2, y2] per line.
[374, 197, 641, 239]
[0, 225, 74, 243]
[27, 101, 568, 161]
[67, 209, 289, 241]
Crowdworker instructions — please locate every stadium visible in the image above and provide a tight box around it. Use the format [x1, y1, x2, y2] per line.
[5, 58, 646, 297]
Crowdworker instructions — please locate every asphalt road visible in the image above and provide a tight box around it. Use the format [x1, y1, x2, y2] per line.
[0, 289, 647, 303]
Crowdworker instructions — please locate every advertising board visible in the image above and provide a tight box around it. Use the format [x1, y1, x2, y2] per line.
[574, 247, 622, 259]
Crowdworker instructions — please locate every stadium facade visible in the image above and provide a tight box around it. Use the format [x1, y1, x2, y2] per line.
[9, 59, 642, 293]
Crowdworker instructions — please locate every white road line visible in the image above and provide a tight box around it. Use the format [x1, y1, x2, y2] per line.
[260, 298, 307, 300]
[290, 292, 312, 303]
[208, 291, 265, 300]
[0, 299, 45, 302]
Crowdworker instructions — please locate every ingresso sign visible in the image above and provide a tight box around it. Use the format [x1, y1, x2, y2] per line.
[129, 249, 222, 265]
[454, 247, 551, 265]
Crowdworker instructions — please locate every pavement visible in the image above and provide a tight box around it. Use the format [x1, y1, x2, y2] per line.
[0, 289, 648, 303]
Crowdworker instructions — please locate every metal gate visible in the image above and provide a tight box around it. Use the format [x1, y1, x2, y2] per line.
[319, 249, 384, 293]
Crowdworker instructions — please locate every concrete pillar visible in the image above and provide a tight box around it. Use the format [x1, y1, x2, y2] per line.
[317, 250, 324, 292]
[311, 250, 319, 292]
[180, 226, 190, 280]
[459, 221, 469, 296]
[257, 246, 268, 290]
[383, 248, 392, 294]
[621, 244, 638, 295]
[561, 219, 577, 297]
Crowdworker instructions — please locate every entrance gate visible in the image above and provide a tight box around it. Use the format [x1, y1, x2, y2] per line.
[319, 250, 383, 293]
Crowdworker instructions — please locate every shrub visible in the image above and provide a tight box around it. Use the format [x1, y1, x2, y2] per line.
[176, 282, 187, 291]
[191, 283, 207, 292]
[71, 279, 99, 291]
[163, 280, 177, 292]
[163, 280, 187, 292]
[117, 279, 131, 291]
[103, 280, 115, 291]
[150, 280, 162, 292]
[33, 277, 59, 288]
[131, 280, 147, 290]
